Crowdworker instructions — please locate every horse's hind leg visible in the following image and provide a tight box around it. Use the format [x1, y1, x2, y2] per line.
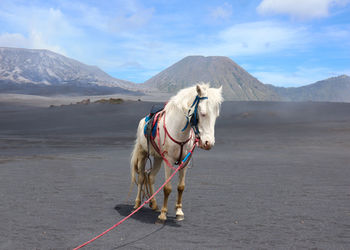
[175, 167, 187, 221]
[132, 148, 147, 209]
[147, 157, 162, 211]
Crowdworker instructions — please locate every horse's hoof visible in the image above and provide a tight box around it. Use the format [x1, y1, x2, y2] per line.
[155, 218, 165, 224]
[149, 201, 159, 211]
[176, 214, 184, 221]
[133, 201, 141, 210]
[152, 205, 160, 212]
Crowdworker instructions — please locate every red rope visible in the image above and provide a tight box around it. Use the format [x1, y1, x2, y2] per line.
[73, 140, 198, 250]
[162, 111, 192, 147]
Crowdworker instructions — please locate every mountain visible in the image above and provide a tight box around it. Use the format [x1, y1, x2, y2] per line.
[4, 48, 347, 102]
[144, 56, 280, 101]
[268, 75, 350, 102]
[0, 47, 139, 96]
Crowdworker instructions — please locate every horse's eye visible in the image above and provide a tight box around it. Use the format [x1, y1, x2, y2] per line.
[200, 112, 206, 117]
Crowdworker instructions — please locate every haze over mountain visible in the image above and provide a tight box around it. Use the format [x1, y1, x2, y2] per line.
[267, 75, 350, 102]
[0, 47, 139, 96]
[144, 56, 280, 101]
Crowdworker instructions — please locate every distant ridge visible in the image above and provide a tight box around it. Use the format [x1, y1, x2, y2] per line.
[2, 48, 349, 102]
[144, 56, 280, 101]
[268, 75, 350, 102]
[0, 47, 139, 96]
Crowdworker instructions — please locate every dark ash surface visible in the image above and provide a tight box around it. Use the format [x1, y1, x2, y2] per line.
[0, 101, 349, 249]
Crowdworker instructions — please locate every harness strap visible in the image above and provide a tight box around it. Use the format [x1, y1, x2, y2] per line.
[162, 112, 192, 165]
[156, 122, 177, 170]
[145, 110, 192, 169]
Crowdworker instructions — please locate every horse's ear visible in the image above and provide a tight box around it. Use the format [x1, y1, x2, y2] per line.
[196, 84, 202, 96]
[218, 85, 223, 93]
[216, 85, 224, 104]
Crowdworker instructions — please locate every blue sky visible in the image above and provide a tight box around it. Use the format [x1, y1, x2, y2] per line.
[0, 0, 349, 86]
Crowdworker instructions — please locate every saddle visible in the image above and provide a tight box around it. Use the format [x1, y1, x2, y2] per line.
[144, 104, 164, 139]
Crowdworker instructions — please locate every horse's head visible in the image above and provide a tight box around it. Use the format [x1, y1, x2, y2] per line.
[195, 84, 223, 150]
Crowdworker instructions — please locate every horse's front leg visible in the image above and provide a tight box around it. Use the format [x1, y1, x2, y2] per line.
[157, 166, 172, 223]
[175, 167, 187, 221]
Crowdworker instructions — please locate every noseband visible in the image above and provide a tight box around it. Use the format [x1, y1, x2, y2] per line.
[182, 95, 208, 137]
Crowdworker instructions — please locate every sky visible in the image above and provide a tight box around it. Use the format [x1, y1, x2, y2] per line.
[0, 0, 349, 87]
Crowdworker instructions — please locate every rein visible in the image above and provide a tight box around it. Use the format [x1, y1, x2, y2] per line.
[73, 138, 199, 250]
[73, 95, 209, 249]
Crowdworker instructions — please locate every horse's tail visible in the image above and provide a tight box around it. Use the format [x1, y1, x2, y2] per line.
[128, 118, 148, 201]
[128, 139, 143, 199]
[130, 140, 139, 184]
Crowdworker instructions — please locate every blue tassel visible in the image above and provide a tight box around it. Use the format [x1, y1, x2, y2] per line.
[181, 95, 208, 133]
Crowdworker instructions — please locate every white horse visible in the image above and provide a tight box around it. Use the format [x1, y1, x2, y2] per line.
[130, 83, 223, 223]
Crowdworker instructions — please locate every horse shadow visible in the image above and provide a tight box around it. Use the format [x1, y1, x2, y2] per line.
[114, 204, 181, 227]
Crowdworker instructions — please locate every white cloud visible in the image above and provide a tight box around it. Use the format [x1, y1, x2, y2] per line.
[211, 2, 233, 20]
[0, 31, 65, 54]
[28, 30, 66, 54]
[110, 7, 154, 33]
[58, 0, 155, 34]
[0, 33, 28, 48]
[322, 25, 350, 42]
[257, 0, 350, 19]
[191, 21, 309, 57]
[58, 2, 110, 32]
[92, 21, 312, 82]
[0, 4, 83, 55]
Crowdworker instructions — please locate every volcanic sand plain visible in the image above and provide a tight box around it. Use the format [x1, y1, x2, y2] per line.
[0, 100, 349, 249]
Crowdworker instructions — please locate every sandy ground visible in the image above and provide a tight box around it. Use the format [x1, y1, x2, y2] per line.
[0, 93, 171, 107]
[0, 100, 350, 249]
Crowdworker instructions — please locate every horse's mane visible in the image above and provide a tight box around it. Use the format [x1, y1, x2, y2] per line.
[165, 83, 223, 116]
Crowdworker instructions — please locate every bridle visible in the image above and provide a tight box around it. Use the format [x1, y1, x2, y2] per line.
[164, 95, 208, 164]
[182, 95, 208, 137]
[145, 95, 208, 166]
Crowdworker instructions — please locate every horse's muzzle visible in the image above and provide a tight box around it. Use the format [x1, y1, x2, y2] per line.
[199, 140, 212, 150]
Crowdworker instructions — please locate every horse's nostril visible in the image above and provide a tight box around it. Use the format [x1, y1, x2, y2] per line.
[205, 141, 209, 146]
